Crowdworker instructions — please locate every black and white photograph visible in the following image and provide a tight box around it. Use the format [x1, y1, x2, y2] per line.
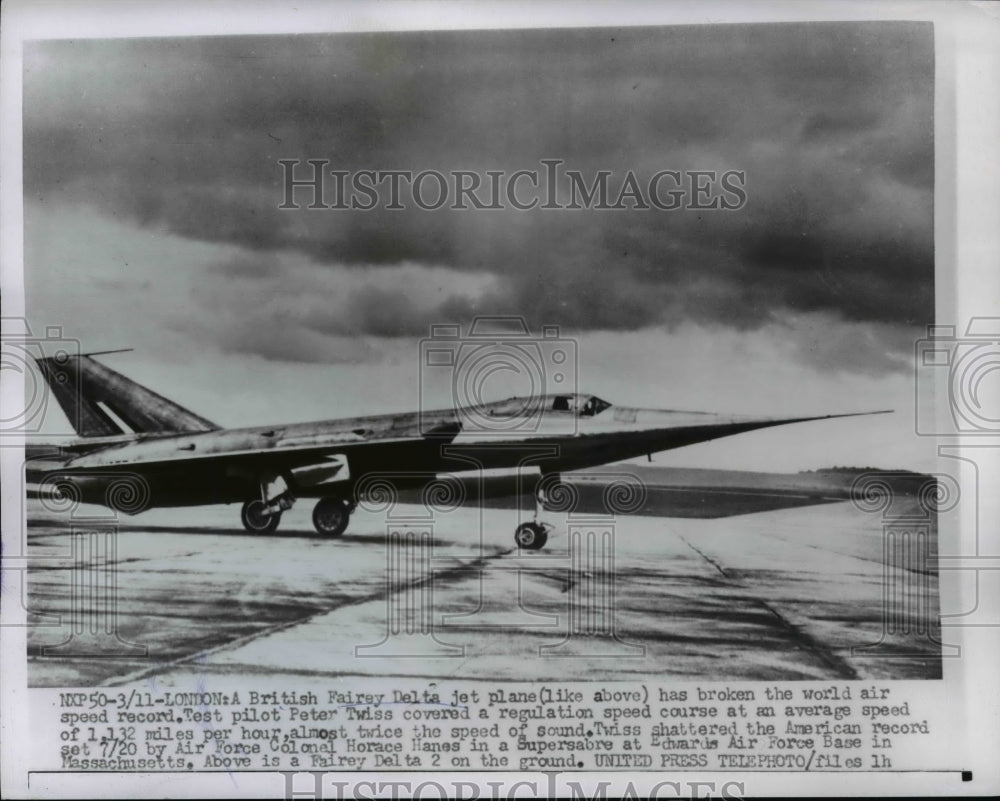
[2, 1, 998, 797]
[21, 15, 941, 684]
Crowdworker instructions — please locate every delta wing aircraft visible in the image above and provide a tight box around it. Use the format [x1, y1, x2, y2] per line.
[25, 351, 885, 549]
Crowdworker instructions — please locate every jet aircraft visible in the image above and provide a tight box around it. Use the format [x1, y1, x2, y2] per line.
[25, 351, 886, 549]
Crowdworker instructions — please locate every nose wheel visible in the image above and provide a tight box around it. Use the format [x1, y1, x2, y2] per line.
[515, 521, 550, 550]
[513, 473, 564, 550]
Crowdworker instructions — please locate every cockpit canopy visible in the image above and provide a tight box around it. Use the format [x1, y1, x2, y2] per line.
[478, 393, 613, 419]
[549, 394, 612, 417]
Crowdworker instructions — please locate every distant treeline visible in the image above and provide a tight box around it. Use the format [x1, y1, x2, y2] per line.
[803, 467, 929, 477]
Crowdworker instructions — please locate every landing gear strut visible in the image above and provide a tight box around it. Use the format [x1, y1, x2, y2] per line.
[313, 496, 354, 537]
[513, 474, 560, 550]
[241, 499, 281, 533]
[241, 472, 295, 533]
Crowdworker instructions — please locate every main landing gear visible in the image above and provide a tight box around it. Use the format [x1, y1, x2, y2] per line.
[312, 496, 354, 537]
[239, 494, 355, 536]
[241, 499, 281, 533]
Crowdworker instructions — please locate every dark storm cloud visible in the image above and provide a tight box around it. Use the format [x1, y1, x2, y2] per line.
[24, 22, 933, 368]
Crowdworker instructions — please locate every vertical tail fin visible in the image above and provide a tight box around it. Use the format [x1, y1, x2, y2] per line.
[35, 353, 219, 437]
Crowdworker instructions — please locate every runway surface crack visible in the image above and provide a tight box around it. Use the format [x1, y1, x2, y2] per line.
[680, 535, 858, 679]
[99, 544, 515, 687]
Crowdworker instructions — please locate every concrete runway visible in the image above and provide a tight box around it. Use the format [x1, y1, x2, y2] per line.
[26, 493, 941, 687]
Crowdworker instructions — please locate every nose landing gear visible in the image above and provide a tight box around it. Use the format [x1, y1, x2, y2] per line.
[513, 473, 566, 550]
[515, 521, 550, 550]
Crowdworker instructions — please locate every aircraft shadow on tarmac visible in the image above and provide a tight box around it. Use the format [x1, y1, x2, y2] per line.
[24, 466, 941, 687]
[27, 466, 935, 534]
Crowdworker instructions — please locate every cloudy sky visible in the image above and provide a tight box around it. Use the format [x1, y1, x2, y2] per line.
[23, 21, 936, 471]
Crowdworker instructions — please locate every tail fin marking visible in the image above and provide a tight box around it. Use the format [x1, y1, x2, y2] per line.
[35, 355, 219, 438]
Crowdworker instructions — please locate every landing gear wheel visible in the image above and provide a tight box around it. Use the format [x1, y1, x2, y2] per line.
[241, 499, 281, 533]
[515, 521, 548, 551]
[313, 497, 352, 537]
